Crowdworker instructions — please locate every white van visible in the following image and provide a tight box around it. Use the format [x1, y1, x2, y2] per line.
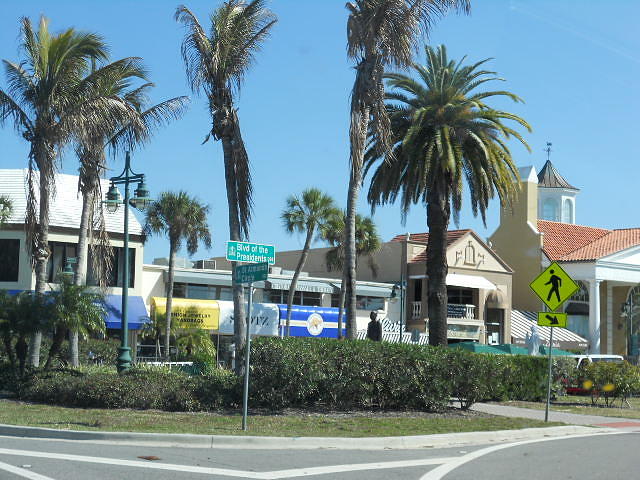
[570, 354, 624, 369]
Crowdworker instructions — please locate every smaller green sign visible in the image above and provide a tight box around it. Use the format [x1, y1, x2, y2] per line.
[537, 312, 568, 328]
[235, 262, 269, 284]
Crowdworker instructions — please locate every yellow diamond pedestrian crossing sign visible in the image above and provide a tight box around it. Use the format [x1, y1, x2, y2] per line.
[530, 262, 580, 311]
[537, 312, 568, 328]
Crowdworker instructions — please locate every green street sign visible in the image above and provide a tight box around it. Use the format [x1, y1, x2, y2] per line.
[235, 262, 269, 284]
[530, 262, 580, 311]
[537, 312, 568, 328]
[226, 241, 275, 265]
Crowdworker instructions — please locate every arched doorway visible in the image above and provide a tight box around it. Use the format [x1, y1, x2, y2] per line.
[622, 286, 640, 356]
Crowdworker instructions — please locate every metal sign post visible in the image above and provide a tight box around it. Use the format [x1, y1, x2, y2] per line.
[545, 325, 554, 422]
[531, 263, 578, 423]
[232, 260, 269, 432]
[242, 282, 253, 431]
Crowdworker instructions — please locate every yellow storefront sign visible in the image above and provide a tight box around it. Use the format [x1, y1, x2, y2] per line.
[529, 262, 580, 311]
[151, 297, 219, 330]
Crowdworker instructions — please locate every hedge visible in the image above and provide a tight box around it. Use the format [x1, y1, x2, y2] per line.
[0, 337, 580, 412]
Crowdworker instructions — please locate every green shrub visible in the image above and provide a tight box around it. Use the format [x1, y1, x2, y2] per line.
[2, 337, 601, 413]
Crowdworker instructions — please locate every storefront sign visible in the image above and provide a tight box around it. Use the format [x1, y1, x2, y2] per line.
[151, 297, 219, 330]
[217, 300, 279, 336]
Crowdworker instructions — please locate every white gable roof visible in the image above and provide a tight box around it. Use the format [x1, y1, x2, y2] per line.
[0, 168, 143, 235]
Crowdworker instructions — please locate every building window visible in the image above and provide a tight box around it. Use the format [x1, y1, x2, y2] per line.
[356, 295, 385, 311]
[86, 246, 135, 288]
[218, 287, 232, 301]
[186, 283, 216, 300]
[542, 198, 559, 221]
[0, 239, 19, 282]
[447, 287, 473, 305]
[413, 279, 422, 302]
[266, 289, 321, 307]
[46, 242, 78, 283]
[173, 283, 186, 298]
[563, 199, 573, 223]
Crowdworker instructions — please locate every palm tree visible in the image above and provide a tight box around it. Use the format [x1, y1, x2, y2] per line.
[0, 17, 139, 366]
[175, 1, 276, 373]
[0, 196, 12, 227]
[366, 45, 531, 345]
[71, 73, 189, 367]
[144, 191, 212, 361]
[44, 281, 106, 369]
[281, 188, 337, 336]
[342, 0, 470, 344]
[321, 212, 381, 339]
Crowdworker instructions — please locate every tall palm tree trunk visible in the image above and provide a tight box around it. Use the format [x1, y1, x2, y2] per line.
[426, 182, 451, 346]
[221, 135, 247, 375]
[44, 326, 67, 370]
[70, 186, 95, 367]
[345, 105, 370, 340]
[165, 242, 177, 361]
[285, 227, 314, 336]
[29, 166, 53, 367]
[337, 269, 347, 340]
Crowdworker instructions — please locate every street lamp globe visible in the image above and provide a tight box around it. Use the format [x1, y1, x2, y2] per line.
[131, 180, 151, 209]
[105, 185, 122, 213]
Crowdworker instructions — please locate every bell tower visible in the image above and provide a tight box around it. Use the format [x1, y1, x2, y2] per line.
[537, 143, 579, 224]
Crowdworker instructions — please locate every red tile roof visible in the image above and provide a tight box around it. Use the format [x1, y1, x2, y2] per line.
[538, 220, 640, 261]
[391, 230, 471, 263]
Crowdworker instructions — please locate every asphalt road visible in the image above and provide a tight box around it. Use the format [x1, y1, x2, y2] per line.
[0, 431, 637, 479]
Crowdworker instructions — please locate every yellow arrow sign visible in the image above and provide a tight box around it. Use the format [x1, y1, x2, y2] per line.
[530, 262, 580, 311]
[537, 312, 568, 328]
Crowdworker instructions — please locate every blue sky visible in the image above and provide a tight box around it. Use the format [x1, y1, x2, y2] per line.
[1, 1, 639, 264]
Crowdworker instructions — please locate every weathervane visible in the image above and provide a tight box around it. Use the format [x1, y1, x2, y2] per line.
[544, 142, 552, 161]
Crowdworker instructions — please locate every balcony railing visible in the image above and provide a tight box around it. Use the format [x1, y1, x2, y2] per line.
[411, 302, 476, 320]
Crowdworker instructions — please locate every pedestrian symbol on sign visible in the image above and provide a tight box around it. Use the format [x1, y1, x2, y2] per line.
[545, 270, 562, 303]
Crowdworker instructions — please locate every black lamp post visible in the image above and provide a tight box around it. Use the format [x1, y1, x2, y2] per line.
[103, 152, 150, 373]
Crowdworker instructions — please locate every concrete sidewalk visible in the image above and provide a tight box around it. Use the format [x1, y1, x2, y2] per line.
[472, 402, 640, 427]
[0, 423, 603, 450]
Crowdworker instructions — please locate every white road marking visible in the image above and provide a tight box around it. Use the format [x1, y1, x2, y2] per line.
[0, 459, 55, 480]
[261, 457, 459, 479]
[0, 446, 457, 479]
[420, 431, 625, 480]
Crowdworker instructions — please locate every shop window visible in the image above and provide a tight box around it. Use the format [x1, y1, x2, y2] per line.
[356, 295, 385, 311]
[186, 283, 216, 300]
[86, 246, 135, 288]
[218, 287, 233, 301]
[172, 283, 186, 298]
[447, 287, 473, 305]
[0, 239, 19, 282]
[46, 242, 78, 283]
[331, 294, 341, 308]
[266, 289, 321, 307]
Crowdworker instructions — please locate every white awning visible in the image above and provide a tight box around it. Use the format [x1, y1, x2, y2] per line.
[409, 273, 496, 290]
[446, 273, 496, 290]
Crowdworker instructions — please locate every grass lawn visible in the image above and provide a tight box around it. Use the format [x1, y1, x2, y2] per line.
[496, 396, 640, 419]
[0, 399, 561, 437]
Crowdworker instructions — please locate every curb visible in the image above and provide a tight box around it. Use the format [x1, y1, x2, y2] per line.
[0, 424, 608, 450]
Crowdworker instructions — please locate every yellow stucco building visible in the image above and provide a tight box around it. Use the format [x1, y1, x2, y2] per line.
[491, 161, 640, 356]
